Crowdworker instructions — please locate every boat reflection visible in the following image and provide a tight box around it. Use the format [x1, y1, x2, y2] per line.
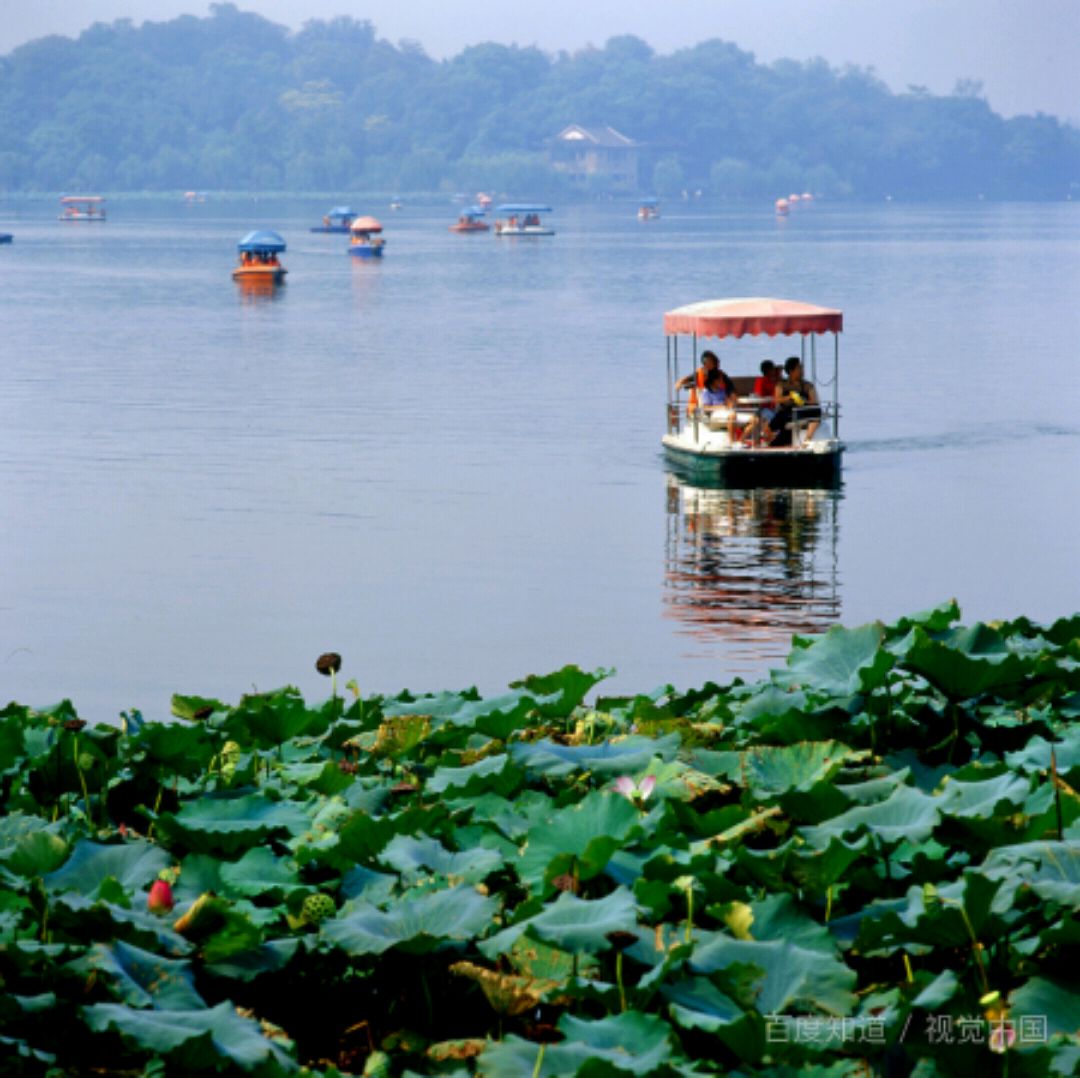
[234, 276, 283, 304]
[663, 470, 842, 670]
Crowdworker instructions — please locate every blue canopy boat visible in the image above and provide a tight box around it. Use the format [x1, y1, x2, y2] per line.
[311, 207, 356, 233]
[638, 196, 661, 220]
[233, 230, 287, 283]
[494, 204, 555, 236]
[450, 206, 489, 233]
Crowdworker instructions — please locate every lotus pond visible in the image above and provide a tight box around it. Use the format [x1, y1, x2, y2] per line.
[1, 603, 1079, 1076]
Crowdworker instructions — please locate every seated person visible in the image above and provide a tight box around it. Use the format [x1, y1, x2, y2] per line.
[769, 356, 822, 446]
[675, 349, 719, 416]
[699, 366, 739, 441]
[743, 359, 782, 446]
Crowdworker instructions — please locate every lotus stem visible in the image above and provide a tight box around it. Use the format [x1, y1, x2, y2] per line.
[903, 953, 914, 984]
[72, 736, 93, 825]
[684, 887, 694, 945]
[616, 950, 627, 1013]
[825, 886, 833, 923]
[531, 1043, 546, 1078]
[1051, 749, 1064, 840]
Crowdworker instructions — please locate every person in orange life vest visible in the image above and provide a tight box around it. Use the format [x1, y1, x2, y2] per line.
[675, 350, 720, 416]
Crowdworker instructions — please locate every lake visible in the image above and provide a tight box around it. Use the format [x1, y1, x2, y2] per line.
[1, 196, 1078, 721]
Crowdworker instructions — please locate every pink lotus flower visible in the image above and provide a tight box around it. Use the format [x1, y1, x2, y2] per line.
[147, 879, 175, 915]
[614, 775, 657, 806]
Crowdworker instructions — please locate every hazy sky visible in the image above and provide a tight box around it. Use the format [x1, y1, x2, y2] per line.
[3, 1, 1078, 122]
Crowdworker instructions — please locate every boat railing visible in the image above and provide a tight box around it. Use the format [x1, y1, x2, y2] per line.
[668, 397, 838, 446]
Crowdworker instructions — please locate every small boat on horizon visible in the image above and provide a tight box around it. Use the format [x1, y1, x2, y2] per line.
[232, 230, 287, 285]
[494, 203, 555, 237]
[349, 216, 386, 258]
[390, 195, 403, 211]
[59, 196, 106, 221]
[449, 206, 490, 233]
[0, 233, 12, 245]
[638, 196, 661, 220]
[311, 207, 355, 233]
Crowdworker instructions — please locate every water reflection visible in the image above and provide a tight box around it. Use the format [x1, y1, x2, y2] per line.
[663, 471, 842, 670]
[234, 277, 284, 304]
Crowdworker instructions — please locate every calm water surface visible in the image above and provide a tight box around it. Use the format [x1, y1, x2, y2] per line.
[2, 197, 1078, 720]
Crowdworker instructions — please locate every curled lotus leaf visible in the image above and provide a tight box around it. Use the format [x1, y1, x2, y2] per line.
[72, 940, 205, 1010]
[777, 622, 893, 698]
[508, 734, 680, 778]
[82, 1000, 296, 1071]
[154, 795, 309, 855]
[43, 840, 170, 898]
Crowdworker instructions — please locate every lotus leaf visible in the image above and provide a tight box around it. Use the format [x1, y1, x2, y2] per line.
[979, 841, 1080, 905]
[509, 665, 613, 716]
[1008, 975, 1080, 1038]
[481, 887, 639, 959]
[800, 784, 941, 849]
[427, 754, 523, 797]
[0, 814, 70, 876]
[778, 623, 893, 698]
[73, 939, 205, 1009]
[322, 886, 496, 955]
[378, 833, 502, 884]
[743, 740, 856, 800]
[154, 794, 309, 854]
[478, 1011, 682, 1076]
[43, 839, 169, 897]
[519, 791, 641, 889]
[509, 734, 680, 778]
[82, 1000, 297, 1071]
[382, 687, 556, 740]
[903, 625, 1029, 698]
[218, 846, 301, 899]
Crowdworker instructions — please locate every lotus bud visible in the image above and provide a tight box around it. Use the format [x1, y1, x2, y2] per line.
[147, 879, 175, 915]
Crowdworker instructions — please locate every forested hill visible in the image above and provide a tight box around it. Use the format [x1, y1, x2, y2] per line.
[1, 2, 1077, 199]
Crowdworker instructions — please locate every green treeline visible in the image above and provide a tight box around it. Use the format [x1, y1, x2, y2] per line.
[1, 2, 1077, 199]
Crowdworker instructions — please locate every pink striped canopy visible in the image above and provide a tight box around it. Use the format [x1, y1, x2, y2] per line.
[664, 298, 843, 338]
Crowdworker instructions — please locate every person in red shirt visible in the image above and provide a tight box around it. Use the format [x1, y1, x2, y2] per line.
[743, 359, 782, 445]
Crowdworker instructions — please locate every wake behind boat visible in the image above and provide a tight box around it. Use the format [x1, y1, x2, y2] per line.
[661, 298, 844, 485]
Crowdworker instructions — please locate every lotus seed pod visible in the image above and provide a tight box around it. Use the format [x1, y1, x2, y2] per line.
[301, 892, 336, 925]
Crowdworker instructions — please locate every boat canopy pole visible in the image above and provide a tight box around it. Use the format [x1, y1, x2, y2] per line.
[666, 336, 672, 430]
[834, 333, 840, 439]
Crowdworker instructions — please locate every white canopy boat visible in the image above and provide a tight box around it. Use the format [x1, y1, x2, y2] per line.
[662, 297, 844, 485]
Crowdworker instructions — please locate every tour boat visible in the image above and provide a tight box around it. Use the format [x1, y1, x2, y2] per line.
[0, 233, 12, 245]
[476, 192, 493, 210]
[311, 206, 355, 233]
[232, 230, 287, 284]
[449, 207, 490, 233]
[494, 204, 555, 236]
[775, 198, 790, 216]
[348, 216, 385, 258]
[59, 196, 106, 221]
[661, 297, 844, 485]
[638, 196, 661, 220]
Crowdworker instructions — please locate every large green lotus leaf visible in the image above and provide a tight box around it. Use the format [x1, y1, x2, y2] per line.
[664, 976, 762, 1061]
[43, 839, 169, 897]
[1009, 976, 1080, 1039]
[519, 791, 641, 888]
[218, 846, 301, 899]
[465, 790, 555, 842]
[223, 687, 325, 748]
[72, 940, 205, 1009]
[204, 938, 301, 984]
[979, 841, 1080, 906]
[0, 814, 70, 877]
[890, 600, 962, 636]
[508, 665, 614, 717]
[381, 687, 556, 741]
[49, 891, 192, 955]
[170, 694, 227, 721]
[134, 722, 217, 774]
[508, 734, 680, 778]
[936, 770, 1032, 818]
[154, 794, 309, 855]
[427, 754, 523, 797]
[734, 835, 866, 894]
[0, 715, 25, 774]
[322, 886, 496, 956]
[777, 623, 893, 698]
[903, 625, 1029, 698]
[82, 1000, 296, 1071]
[479, 887, 638, 958]
[477, 1011, 680, 1077]
[690, 934, 857, 1016]
[277, 760, 353, 796]
[743, 741, 855, 800]
[800, 784, 940, 849]
[378, 833, 502, 885]
[1006, 730, 1080, 778]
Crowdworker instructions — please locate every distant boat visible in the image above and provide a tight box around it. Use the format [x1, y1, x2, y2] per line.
[232, 230, 287, 284]
[349, 216, 386, 258]
[494, 203, 555, 237]
[476, 192, 493, 210]
[59, 196, 106, 221]
[638, 196, 661, 220]
[311, 207, 355, 233]
[0, 233, 12, 245]
[183, 190, 208, 203]
[450, 206, 490, 233]
[775, 198, 790, 216]
[390, 195, 403, 211]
